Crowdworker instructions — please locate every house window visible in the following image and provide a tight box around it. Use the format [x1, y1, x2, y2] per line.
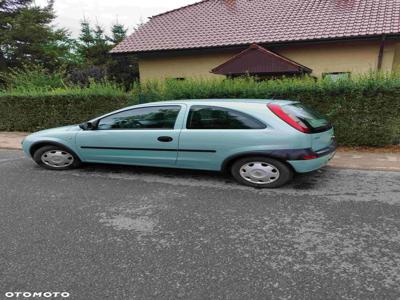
[323, 72, 351, 81]
[166, 77, 185, 81]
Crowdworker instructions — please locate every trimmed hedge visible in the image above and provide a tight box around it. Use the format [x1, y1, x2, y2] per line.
[133, 76, 400, 146]
[1, 75, 400, 146]
[0, 94, 132, 132]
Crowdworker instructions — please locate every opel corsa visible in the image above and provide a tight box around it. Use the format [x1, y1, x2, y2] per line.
[22, 100, 336, 188]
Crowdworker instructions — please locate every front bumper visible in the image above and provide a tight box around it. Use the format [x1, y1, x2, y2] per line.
[21, 138, 32, 157]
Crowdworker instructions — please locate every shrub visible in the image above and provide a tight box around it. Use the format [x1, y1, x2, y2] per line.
[0, 83, 133, 132]
[0, 65, 66, 93]
[66, 66, 108, 87]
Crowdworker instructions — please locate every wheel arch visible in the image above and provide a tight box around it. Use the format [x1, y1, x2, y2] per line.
[221, 151, 296, 174]
[29, 141, 81, 161]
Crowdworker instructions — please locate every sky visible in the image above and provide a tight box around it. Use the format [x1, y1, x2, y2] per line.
[34, 0, 200, 37]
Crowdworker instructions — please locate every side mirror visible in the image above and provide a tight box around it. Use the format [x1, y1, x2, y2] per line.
[79, 121, 97, 130]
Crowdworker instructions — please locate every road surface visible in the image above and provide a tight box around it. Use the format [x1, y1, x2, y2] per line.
[0, 150, 399, 299]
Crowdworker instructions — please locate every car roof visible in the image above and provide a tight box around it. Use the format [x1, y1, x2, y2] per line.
[91, 99, 298, 121]
[132, 99, 298, 107]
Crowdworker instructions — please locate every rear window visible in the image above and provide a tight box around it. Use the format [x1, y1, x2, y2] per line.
[284, 103, 331, 131]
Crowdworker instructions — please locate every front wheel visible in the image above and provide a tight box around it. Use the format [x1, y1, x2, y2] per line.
[231, 156, 293, 188]
[33, 145, 81, 170]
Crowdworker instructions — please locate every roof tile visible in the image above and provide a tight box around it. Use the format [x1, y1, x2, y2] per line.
[211, 44, 312, 75]
[111, 0, 400, 53]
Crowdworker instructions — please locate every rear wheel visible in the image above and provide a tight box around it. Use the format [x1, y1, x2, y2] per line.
[33, 145, 81, 170]
[231, 156, 293, 188]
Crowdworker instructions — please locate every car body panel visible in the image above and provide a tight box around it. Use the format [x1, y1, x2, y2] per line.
[22, 125, 82, 158]
[75, 130, 181, 167]
[22, 99, 336, 174]
[75, 104, 187, 167]
[310, 128, 335, 151]
[177, 128, 312, 171]
[288, 151, 336, 173]
[177, 101, 312, 170]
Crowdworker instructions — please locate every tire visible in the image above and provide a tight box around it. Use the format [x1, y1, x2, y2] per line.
[231, 156, 293, 188]
[33, 145, 81, 170]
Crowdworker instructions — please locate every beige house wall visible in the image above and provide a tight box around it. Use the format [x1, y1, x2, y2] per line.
[276, 41, 396, 76]
[139, 50, 238, 81]
[138, 40, 399, 82]
[393, 42, 400, 72]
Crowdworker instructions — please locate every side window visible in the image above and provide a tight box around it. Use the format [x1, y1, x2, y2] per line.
[186, 105, 266, 130]
[97, 106, 181, 130]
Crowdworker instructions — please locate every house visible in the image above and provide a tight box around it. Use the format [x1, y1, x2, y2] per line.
[111, 0, 400, 82]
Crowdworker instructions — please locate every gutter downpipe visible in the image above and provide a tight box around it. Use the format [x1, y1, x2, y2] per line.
[377, 35, 386, 71]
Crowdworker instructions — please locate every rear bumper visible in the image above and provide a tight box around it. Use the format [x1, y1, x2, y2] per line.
[287, 143, 337, 173]
[313, 142, 337, 158]
[221, 143, 337, 173]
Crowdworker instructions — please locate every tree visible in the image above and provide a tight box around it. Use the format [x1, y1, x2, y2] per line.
[0, 0, 31, 13]
[79, 19, 94, 48]
[109, 23, 127, 44]
[0, 1, 138, 89]
[0, 0, 75, 72]
[70, 19, 137, 88]
[77, 21, 112, 66]
[108, 23, 138, 88]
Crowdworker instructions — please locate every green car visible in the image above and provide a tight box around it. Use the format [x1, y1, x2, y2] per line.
[22, 99, 336, 188]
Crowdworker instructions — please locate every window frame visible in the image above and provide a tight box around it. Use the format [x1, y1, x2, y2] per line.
[185, 105, 267, 130]
[96, 105, 182, 131]
[322, 72, 351, 81]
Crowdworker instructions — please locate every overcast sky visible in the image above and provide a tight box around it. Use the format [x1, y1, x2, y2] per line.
[34, 0, 200, 37]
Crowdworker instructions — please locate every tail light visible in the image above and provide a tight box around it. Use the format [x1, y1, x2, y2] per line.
[267, 103, 310, 133]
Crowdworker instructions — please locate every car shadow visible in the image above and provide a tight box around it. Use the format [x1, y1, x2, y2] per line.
[78, 162, 326, 190]
[81, 162, 227, 180]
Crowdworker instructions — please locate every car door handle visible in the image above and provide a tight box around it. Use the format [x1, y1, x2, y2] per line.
[157, 136, 173, 142]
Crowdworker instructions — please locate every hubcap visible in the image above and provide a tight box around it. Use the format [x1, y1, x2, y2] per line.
[41, 150, 74, 168]
[239, 162, 280, 184]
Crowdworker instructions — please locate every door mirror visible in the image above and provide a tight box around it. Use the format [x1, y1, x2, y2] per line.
[79, 121, 97, 130]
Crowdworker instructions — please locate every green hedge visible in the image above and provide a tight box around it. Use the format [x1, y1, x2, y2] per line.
[1, 75, 400, 146]
[0, 94, 132, 132]
[133, 76, 400, 146]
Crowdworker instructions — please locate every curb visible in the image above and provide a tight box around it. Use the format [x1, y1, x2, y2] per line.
[0, 147, 22, 150]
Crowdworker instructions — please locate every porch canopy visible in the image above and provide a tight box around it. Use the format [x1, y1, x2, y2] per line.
[211, 44, 312, 77]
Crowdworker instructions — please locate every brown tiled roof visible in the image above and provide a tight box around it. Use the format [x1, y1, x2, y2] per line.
[111, 0, 400, 53]
[211, 44, 312, 75]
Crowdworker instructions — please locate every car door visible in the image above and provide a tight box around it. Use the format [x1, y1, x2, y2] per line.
[76, 104, 186, 167]
[177, 105, 267, 171]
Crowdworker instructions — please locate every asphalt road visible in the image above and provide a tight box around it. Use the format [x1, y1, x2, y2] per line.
[1, 149, 400, 300]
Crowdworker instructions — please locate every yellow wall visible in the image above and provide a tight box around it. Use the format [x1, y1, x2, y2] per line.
[139, 50, 238, 81]
[393, 43, 400, 72]
[138, 40, 398, 81]
[276, 41, 396, 76]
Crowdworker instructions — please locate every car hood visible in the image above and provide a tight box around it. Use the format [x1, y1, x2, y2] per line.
[29, 125, 81, 136]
